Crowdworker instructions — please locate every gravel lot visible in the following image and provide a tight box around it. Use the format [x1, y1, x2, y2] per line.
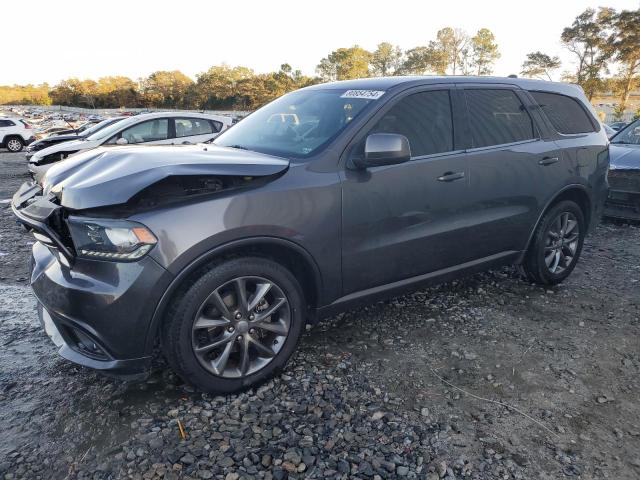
[0, 150, 639, 480]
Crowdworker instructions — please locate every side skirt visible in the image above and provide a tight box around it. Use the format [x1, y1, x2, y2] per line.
[315, 250, 520, 320]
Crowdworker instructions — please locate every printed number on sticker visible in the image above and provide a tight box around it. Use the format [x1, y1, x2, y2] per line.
[340, 90, 385, 100]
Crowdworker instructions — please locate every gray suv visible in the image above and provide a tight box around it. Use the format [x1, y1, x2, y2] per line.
[12, 77, 609, 393]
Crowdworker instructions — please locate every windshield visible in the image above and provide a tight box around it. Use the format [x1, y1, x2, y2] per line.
[611, 118, 640, 145]
[214, 89, 381, 158]
[80, 118, 122, 137]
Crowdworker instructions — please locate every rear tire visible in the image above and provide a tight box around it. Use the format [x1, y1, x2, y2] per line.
[5, 137, 24, 152]
[522, 200, 585, 285]
[162, 257, 305, 394]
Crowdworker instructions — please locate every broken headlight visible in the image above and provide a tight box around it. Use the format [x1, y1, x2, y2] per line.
[67, 217, 157, 261]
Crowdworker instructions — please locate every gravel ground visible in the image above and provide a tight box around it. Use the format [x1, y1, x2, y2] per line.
[0, 150, 639, 480]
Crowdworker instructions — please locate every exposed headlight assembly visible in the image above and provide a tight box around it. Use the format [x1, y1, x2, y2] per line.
[67, 217, 157, 261]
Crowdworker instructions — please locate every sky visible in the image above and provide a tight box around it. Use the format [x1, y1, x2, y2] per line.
[3, 0, 640, 86]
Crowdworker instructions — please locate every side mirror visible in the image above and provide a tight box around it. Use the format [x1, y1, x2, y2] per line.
[354, 133, 411, 169]
[116, 137, 129, 145]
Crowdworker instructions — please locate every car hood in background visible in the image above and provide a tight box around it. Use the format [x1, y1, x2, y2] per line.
[610, 144, 640, 170]
[30, 139, 93, 163]
[43, 144, 290, 210]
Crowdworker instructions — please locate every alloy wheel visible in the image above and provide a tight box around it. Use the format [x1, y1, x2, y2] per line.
[544, 211, 579, 274]
[7, 139, 22, 152]
[191, 276, 291, 378]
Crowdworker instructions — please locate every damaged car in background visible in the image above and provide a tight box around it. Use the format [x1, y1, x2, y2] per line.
[12, 76, 609, 393]
[25, 116, 126, 160]
[27, 112, 234, 180]
[605, 117, 640, 220]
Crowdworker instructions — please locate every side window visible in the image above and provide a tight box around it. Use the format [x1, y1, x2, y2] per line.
[175, 118, 214, 138]
[529, 91, 596, 134]
[370, 90, 454, 157]
[111, 119, 169, 144]
[0, 120, 15, 127]
[210, 120, 223, 133]
[465, 89, 535, 148]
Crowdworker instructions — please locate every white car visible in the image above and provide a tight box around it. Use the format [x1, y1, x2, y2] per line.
[29, 112, 234, 179]
[0, 117, 36, 152]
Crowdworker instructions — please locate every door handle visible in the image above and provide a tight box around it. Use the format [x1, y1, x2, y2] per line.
[538, 157, 559, 166]
[437, 171, 465, 182]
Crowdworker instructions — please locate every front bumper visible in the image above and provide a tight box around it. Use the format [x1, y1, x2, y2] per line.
[30, 240, 171, 377]
[13, 180, 174, 376]
[604, 170, 640, 221]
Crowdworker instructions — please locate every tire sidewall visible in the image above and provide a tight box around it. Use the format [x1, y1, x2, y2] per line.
[164, 257, 305, 394]
[532, 201, 585, 284]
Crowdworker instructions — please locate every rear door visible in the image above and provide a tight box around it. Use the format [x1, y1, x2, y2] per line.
[0, 120, 10, 144]
[341, 86, 474, 294]
[459, 85, 566, 258]
[171, 117, 221, 144]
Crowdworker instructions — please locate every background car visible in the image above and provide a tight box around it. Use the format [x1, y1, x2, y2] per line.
[25, 117, 126, 160]
[608, 121, 628, 131]
[0, 117, 36, 152]
[28, 112, 234, 179]
[604, 117, 640, 220]
[603, 123, 617, 139]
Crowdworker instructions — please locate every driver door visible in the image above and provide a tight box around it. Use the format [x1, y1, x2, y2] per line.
[341, 87, 473, 295]
[106, 118, 173, 146]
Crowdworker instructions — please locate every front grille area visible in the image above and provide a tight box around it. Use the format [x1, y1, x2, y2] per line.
[608, 170, 640, 192]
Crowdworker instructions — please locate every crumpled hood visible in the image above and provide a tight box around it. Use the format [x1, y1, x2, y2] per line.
[610, 144, 640, 170]
[43, 144, 289, 210]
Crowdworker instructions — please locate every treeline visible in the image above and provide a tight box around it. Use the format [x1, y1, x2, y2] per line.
[1, 6, 638, 116]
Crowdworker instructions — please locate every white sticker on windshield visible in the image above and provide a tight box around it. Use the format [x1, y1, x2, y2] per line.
[341, 90, 385, 100]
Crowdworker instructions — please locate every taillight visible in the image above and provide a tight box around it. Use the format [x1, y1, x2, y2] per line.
[20, 120, 32, 129]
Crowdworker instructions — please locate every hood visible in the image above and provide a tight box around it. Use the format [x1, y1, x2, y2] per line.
[43, 144, 289, 210]
[610, 144, 640, 170]
[33, 133, 81, 146]
[31, 138, 88, 162]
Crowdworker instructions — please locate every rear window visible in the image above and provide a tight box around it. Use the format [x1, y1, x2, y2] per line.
[465, 89, 536, 148]
[529, 91, 596, 135]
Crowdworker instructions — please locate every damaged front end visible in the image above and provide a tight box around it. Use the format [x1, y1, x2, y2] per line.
[12, 144, 291, 376]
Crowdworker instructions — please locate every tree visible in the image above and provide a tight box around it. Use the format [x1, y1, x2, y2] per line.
[316, 46, 371, 81]
[470, 28, 500, 75]
[400, 44, 448, 75]
[193, 65, 255, 109]
[140, 70, 194, 108]
[520, 51, 562, 80]
[434, 27, 470, 75]
[370, 43, 403, 76]
[610, 8, 640, 116]
[561, 7, 616, 100]
[95, 76, 138, 108]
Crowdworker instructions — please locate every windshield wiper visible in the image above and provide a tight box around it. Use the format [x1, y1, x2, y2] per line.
[227, 144, 250, 151]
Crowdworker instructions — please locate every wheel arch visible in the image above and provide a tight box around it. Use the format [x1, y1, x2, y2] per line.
[519, 184, 592, 263]
[4, 134, 24, 148]
[144, 237, 323, 355]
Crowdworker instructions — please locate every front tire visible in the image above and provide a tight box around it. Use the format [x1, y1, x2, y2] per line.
[522, 200, 585, 285]
[6, 137, 24, 152]
[162, 257, 305, 394]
